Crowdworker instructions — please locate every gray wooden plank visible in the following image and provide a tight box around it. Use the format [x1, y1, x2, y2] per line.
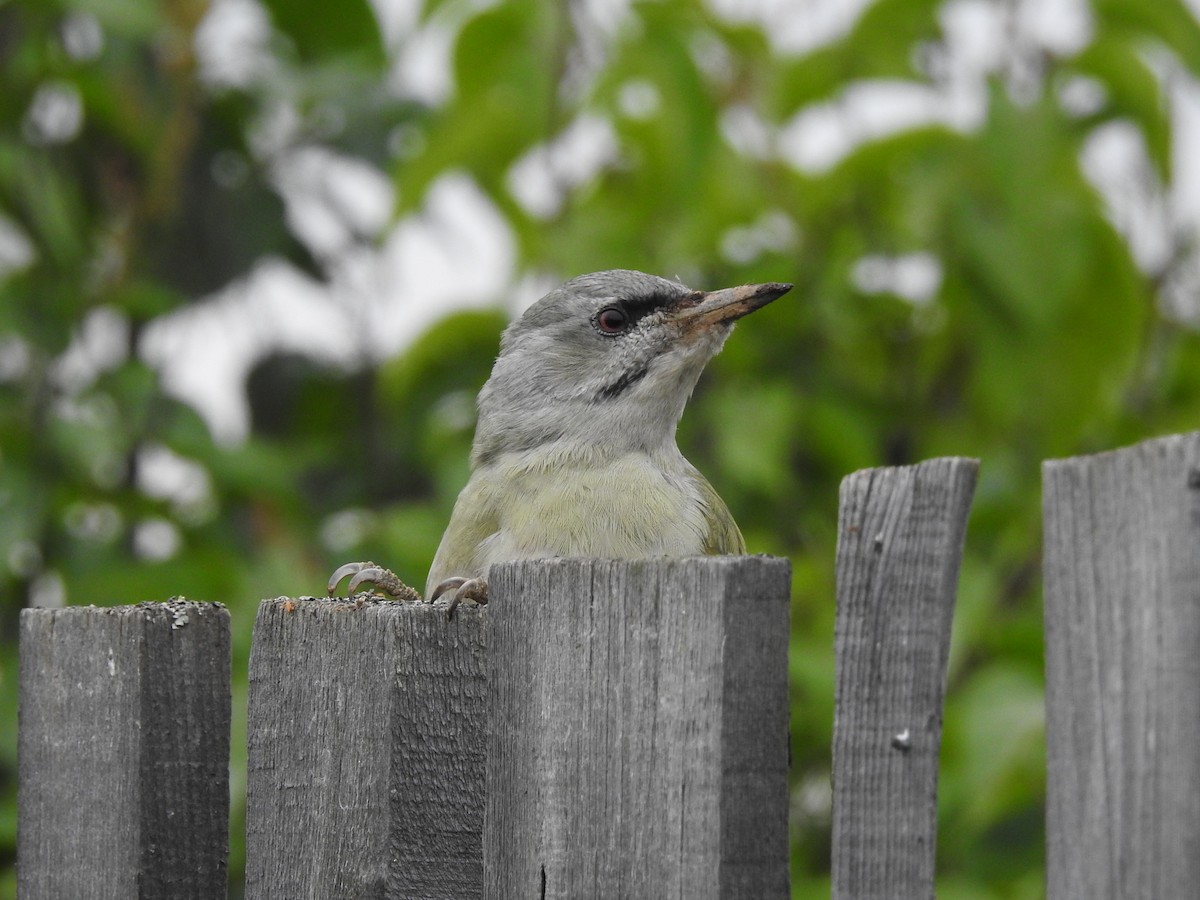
[1043, 432, 1200, 899]
[831, 457, 979, 900]
[484, 556, 791, 900]
[18, 600, 231, 900]
[244, 596, 487, 900]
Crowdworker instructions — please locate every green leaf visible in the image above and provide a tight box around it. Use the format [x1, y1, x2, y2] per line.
[67, 0, 162, 38]
[1094, 0, 1200, 80]
[936, 90, 1149, 454]
[395, 1, 560, 209]
[259, 0, 386, 68]
[769, 0, 943, 118]
[1070, 36, 1172, 179]
[0, 142, 88, 270]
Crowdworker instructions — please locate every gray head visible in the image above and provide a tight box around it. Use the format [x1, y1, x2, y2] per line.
[471, 269, 791, 465]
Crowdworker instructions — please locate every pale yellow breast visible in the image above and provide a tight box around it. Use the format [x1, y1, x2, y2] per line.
[477, 451, 709, 567]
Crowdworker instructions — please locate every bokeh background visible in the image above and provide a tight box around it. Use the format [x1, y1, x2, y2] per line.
[3, 0, 1200, 895]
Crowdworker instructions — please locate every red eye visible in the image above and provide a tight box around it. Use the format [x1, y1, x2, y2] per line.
[596, 306, 629, 334]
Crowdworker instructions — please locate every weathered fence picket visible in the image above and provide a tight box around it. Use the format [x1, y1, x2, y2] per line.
[831, 457, 979, 900]
[1043, 433, 1200, 899]
[243, 597, 488, 900]
[17, 600, 231, 900]
[484, 556, 791, 900]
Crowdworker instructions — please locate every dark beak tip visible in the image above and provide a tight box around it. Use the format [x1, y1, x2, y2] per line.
[749, 282, 792, 305]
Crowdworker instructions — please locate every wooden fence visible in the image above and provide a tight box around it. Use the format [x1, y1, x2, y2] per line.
[15, 432, 1200, 898]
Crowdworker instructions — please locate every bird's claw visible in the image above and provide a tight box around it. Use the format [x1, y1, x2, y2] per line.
[430, 576, 489, 620]
[327, 562, 484, 618]
[326, 561, 422, 603]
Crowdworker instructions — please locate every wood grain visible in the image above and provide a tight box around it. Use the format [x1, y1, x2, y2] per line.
[1043, 433, 1200, 899]
[244, 596, 487, 899]
[832, 457, 978, 900]
[18, 600, 231, 900]
[484, 556, 791, 900]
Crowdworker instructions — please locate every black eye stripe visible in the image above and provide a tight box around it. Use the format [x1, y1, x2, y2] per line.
[622, 289, 684, 313]
[593, 289, 689, 335]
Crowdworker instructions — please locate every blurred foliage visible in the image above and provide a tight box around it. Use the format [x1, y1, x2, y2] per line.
[2, 0, 1200, 895]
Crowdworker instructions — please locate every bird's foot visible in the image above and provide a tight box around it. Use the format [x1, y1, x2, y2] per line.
[327, 561, 423, 603]
[430, 576, 489, 620]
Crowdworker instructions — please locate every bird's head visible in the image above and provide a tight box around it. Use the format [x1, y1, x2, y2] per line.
[472, 269, 791, 465]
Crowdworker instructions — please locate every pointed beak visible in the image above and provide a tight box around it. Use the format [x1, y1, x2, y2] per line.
[668, 281, 792, 331]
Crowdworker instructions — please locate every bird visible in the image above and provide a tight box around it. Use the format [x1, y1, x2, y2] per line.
[328, 269, 791, 614]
